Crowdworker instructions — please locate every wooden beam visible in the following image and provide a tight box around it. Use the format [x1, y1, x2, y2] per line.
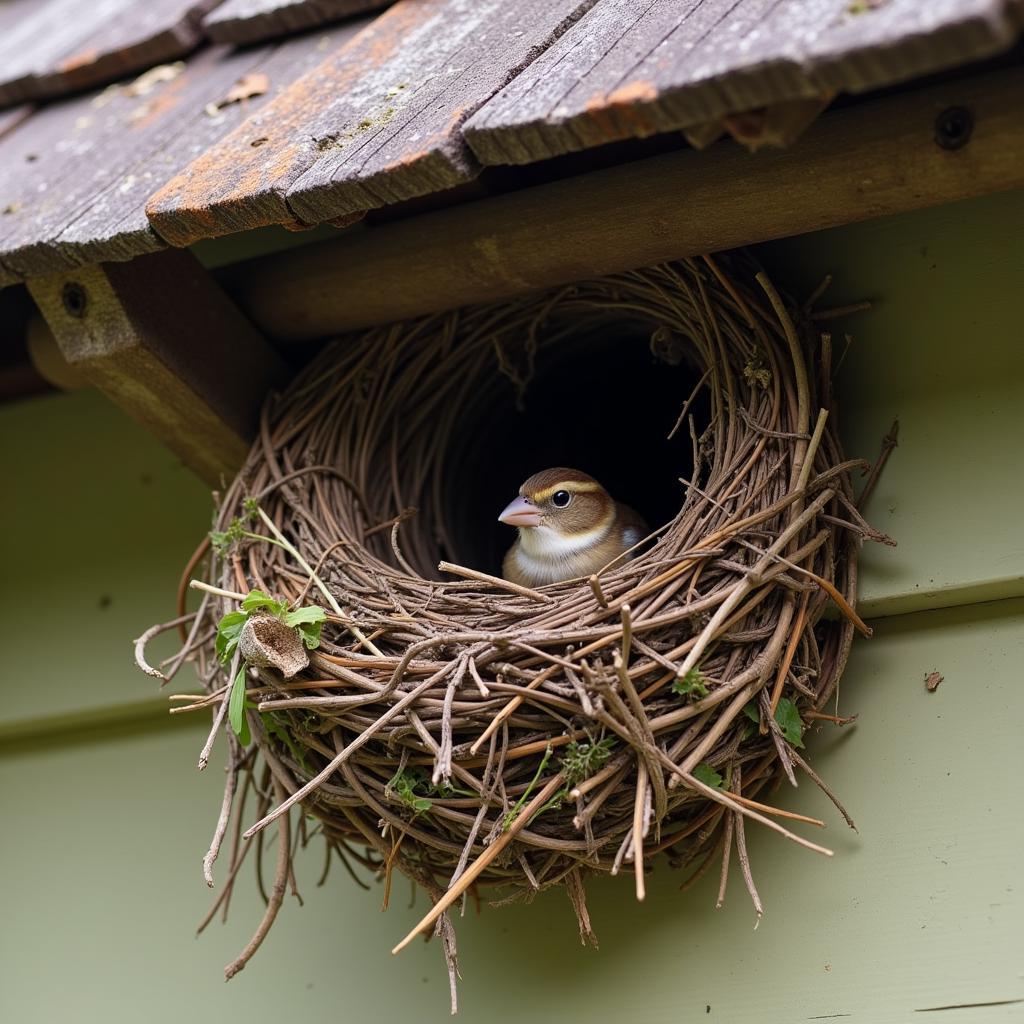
[28, 249, 286, 486]
[224, 66, 1024, 340]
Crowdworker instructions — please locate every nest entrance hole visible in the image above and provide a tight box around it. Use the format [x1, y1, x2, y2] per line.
[444, 319, 710, 575]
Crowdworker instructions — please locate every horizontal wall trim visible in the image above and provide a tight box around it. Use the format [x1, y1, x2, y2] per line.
[5, 586, 1022, 750]
[858, 575, 1024, 622]
[0, 696, 203, 757]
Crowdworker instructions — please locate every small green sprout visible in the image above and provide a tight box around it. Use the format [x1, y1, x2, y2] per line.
[210, 498, 260, 556]
[388, 767, 434, 816]
[561, 737, 616, 787]
[503, 746, 553, 830]
[533, 737, 618, 816]
[672, 667, 709, 699]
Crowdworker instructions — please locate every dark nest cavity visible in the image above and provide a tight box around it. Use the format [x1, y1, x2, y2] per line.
[137, 254, 890, 1013]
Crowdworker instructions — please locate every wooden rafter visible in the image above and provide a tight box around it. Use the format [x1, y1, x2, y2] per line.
[223, 65, 1024, 339]
[27, 250, 286, 485]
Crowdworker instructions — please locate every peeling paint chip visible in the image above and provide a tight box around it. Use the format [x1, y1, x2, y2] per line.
[224, 72, 270, 105]
[924, 670, 943, 692]
[124, 62, 185, 97]
[207, 73, 272, 117]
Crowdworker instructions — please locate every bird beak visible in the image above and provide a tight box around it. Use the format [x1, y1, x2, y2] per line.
[499, 495, 542, 528]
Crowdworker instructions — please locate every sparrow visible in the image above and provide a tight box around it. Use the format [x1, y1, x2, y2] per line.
[498, 467, 648, 587]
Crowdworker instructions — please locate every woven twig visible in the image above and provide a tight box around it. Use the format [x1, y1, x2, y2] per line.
[143, 255, 879, 1010]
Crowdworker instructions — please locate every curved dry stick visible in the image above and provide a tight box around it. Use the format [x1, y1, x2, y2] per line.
[133, 613, 196, 679]
[203, 734, 241, 886]
[224, 779, 291, 981]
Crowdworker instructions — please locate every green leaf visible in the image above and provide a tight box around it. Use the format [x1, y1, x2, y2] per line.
[297, 622, 324, 650]
[228, 666, 249, 745]
[285, 606, 326, 649]
[743, 702, 761, 724]
[215, 611, 247, 664]
[774, 698, 806, 748]
[241, 589, 286, 616]
[692, 763, 724, 789]
[282, 606, 326, 628]
[672, 667, 709, 699]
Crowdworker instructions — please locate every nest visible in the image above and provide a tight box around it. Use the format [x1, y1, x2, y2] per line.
[139, 255, 887, 1010]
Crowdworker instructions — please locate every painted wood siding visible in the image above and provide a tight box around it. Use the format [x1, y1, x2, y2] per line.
[1, 187, 1022, 1020]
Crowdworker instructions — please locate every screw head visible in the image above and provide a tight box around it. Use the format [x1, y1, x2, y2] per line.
[61, 281, 88, 318]
[934, 106, 973, 151]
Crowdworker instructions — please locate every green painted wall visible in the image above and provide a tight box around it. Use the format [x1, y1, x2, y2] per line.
[1, 188, 1022, 1023]
[762, 188, 1024, 617]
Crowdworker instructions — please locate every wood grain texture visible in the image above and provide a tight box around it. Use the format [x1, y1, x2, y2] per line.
[0, 23, 360, 283]
[26, 250, 286, 485]
[0, 104, 33, 141]
[204, 0, 392, 45]
[146, 0, 600, 246]
[225, 66, 1024, 339]
[0, 0, 223, 108]
[464, 0, 1024, 165]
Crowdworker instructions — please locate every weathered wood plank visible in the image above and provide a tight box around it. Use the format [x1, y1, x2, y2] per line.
[27, 250, 286, 485]
[146, 0, 600, 246]
[0, 22, 362, 283]
[223, 66, 1024, 338]
[464, 0, 1024, 165]
[204, 0, 392, 45]
[0, 104, 33, 141]
[0, 0, 223, 108]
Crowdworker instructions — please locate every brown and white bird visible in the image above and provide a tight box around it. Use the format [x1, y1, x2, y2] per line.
[498, 467, 648, 587]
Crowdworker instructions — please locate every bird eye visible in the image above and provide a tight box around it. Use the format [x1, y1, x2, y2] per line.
[551, 490, 572, 508]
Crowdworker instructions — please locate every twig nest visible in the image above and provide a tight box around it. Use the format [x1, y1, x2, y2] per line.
[152, 254, 883, 1005]
[238, 613, 309, 678]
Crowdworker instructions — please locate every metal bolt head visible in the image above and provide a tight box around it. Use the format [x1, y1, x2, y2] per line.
[61, 281, 88, 318]
[934, 106, 973, 151]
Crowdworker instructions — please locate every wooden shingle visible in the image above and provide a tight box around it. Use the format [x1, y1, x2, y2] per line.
[146, 0, 600, 246]
[463, 0, 1024, 165]
[0, 0, 223, 109]
[204, 0, 393, 45]
[0, 24, 362, 283]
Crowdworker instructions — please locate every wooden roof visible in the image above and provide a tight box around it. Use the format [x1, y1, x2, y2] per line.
[0, 0, 219, 108]
[465, 0, 1024, 164]
[0, 0, 1021, 286]
[204, 0, 391, 45]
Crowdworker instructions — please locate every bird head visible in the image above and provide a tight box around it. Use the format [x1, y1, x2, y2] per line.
[498, 468, 615, 547]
